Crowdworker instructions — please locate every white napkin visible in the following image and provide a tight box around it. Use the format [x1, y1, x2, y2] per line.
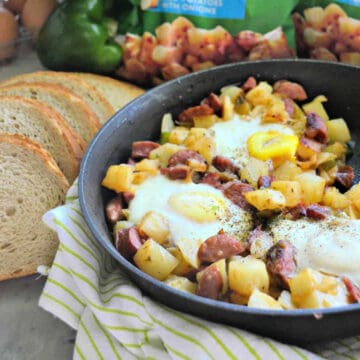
[39, 181, 360, 360]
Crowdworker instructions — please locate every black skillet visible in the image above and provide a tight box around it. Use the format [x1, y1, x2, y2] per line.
[79, 59, 360, 346]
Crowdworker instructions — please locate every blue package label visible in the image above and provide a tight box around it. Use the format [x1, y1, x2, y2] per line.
[144, 0, 246, 20]
[336, 0, 360, 6]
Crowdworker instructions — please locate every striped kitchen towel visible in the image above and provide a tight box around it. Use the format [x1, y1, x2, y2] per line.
[39, 181, 360, 360]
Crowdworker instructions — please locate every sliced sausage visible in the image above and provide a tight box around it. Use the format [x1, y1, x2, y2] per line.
[282, 204, 307, 220]
[200, 172, 222, 188]
[305, 112, 328, 144]
[161, 164, 191, 180]
[122, 191, 135, 205]
[306, 204, 330, 220]
[198, 233, 245, 263]
[212, 155, 239, 174]
[335, 165, 354, 189]
[178, 104, 214, 126]
[273, 80, 308, 101]
[115, 227, 143, 260]
[257, 175, 274, 189]
[105, 196, 124, 225]
[342, 277, 360, 303]
[283, 98, 295, 117]
[221, 180, 254, 211]
[266, 240, 297, 288]
[196, 265, 223, 300]
[201, 92, 222, 114]
[131, 141, 160, 159]
[242, 76, 257, 91]
[168, 149, 207, 168]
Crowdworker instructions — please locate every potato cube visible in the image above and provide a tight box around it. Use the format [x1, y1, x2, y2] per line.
[113, 220, 134, 233]
[102, 164, 134, 193]
[149, 143, 184, 167]
[327, 118, 351, 143]
[222, 95, 234, 121]
[302, 95, 329, 122]
[322, 187, 350, 209]
[228, 256, 269, 297]
[168, 127, 189, 145]
[345, 183, 360, 202]
[220, 85, 243, 102]
[177, 237, 203, 269]
[168, 247, 195, 276]
[262, 97, 289, 124]
[245, 81, 273, 106]
[135, 159, 160, 173]
[245, 189, 286, 211]
[138, 211, 170, 245]
[134, 239, 179, 280]
[240, 157, 270, 187]
[295, 172, 325, 204]
[273, 160, 302, 181]
[324, 142, 346, 159]
[248, 289, 282, 309]
[193, 114, 219, 129]
[229, 291, 248, 305]
[160, 113, 175, 144]
[270, 180, 303, 207]
[303, 6, 324, 28]
[277, 290, 296, 309]
[183, 128, 215, 164]
[163, 275, 196, 294]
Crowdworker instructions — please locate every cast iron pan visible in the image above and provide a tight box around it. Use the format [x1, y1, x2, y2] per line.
[79, 59, 360, 346]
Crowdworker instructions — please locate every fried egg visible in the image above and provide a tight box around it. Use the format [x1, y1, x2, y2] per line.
[129, 174, 253, 267]
[269, 216, 360, 287]
[211, 113, 294, 167]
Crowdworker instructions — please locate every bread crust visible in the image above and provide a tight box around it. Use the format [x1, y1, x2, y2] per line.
[0, 95, 85, 182]
[0, 81, 102, 142]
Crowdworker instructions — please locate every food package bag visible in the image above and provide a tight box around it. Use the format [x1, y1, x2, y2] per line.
[292, 1, 360, 65]
[114, 0, 298, 85]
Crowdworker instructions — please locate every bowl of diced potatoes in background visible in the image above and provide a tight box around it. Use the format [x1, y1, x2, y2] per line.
[79, 59, 360, 345]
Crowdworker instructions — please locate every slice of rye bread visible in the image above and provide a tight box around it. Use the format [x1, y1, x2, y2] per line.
[74, 72, 145, 111]
[0, 71, 114, 123]
[0, 82, 101, 144]
[0, 96, 85, 183]
[0, 133, 69, 281]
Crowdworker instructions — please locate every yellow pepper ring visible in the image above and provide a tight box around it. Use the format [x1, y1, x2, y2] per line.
[247, 131, 299, 162]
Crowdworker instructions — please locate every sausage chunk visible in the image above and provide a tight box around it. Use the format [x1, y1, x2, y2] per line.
[178, 104, 214, 126]
[196, 265, 223, 300]
[266, 240, 297, 288]
[222, 180, 254, 211]
[168, 149, 206, 168]
[161, 165, 191, 180]
[306, 204, 330, 220]
[201, 92, 222, 114]
[212, 155, 239, 174]
[242, 76, 257, 91]
[335, 165, 354, 189]
[115, 227, 143, 260]
[132, 141, 160, 159]
[198, 233, 245, 263]
[105, 196, 124, 225]
[273, 80, 307, 101]
[305, 112, 328, 144]
[342, 277, 360, 303]
[200, 172, 222, 188]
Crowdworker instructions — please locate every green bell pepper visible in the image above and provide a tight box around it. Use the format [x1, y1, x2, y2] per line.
[37, 0, 123, 73]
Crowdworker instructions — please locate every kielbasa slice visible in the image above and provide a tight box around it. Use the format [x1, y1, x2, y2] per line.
[105, 196, 124, 225]
[131, 141, 160, 159]
[168, 149, 206, 168]
[273, 80, 307, 101]
[178, 104, 214, 126]
[342, 277, 360, 303]
[201, 92, 222, 114]
[305, 112, 328, 144]
[242, 76, 257, 91]
[198, 233, 245, 263]
[161, 165, 191, 180]
[221, 180, 254, 211]
[115, 227, 143, 260]
[266, 240, 297, 288]
[306, 204, 330, 220]
[200, 172, 222, 188]
[212, 155, 239, 174]
[196, 265, 223, 300]
[335, 165, 354, 189]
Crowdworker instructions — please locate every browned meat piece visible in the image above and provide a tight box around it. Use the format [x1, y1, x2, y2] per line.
[122, 191, 135, 205]
[305, 112, 328, 144]
[178, 104, 214, 126]
[161, 165, 191, 180]
[201, 92, 222, 114]
[342, 277, 360, 303]
[198, 233, 246, 263]
[222, 180, 254, 211]
[282, 204, 307, 220]
[131, 141, 160, 159]
[105, 196, 124, 225]
[196, 265, 223, 300]
[283, 98, 295, 117]
[161, 63, 190, 81]
[242, 76, 257, 91]
[266, 240, 297, 288]
[335, 165, 354, 189]
[273, 80, 308, 101]
[306, 204, 330, 220]
[200, 172, 222, 188]
[310, 47, 338, 62]
[235, 31, 262, 51]
[212, 155, 239, 174]
[168, 149, 207, 168]
[115, 227, 143, 260]
[257, 175, 274, 189]
[246, 226, 272, 252]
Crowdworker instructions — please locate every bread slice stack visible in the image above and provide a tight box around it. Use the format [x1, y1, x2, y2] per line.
[0, 70, 144, 281]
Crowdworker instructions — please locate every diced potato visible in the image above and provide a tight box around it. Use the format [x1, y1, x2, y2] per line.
[248, 289, 282, 309]
[234, 97, 251, 115]
[302, 95, 329, 122]
[134, 159, 160, 173]
[296, 137, 322, 160]
[340, 52, 360, 66]
[229, 291, 248, 305]
[113, 220, 134, 233]
[168, 247, 195, 276]
[262, 97, 289, 124]
[346, 203, 360, 219]
[222, 95, 234, 121]
[220, 85, 243, 102]
[270, 180, 303, 207]
[277, 290, 296, 309]
[193, 114, 219, 129]
[169, 191, 225, 222]
[316, 152, 337, 167]
[322, 187, 350, 209]
[168, 126, 190, 145]
[149, 143, 184, 167]
[240, 157, 270, 187]
[273, 160, 302, 181]
[245, 81, 273, 106]
[163, 275, 196, 294]
[134, 239, 179, 281]
[288, 103, 307, 136]
[138, 211, 170, 245]
[345, 183, 360, 202]
[133, 171, 153, 185]
[303, 28, 331, 48]
[177, 237, 203, 269]
[295, 172, 325, 204]
[250, 233, 273, 259]
[183, 127, 215, 164]
[245, 189, 286, 211]
[327, 118, 351, 143]
[324, 142, 346, 159]
[160, 113, 175, 144]
[197, 259, 228, 294]
[102, 164, 134, 193]
[228, 256, 269, 297]
[304, 6, 324, 28]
